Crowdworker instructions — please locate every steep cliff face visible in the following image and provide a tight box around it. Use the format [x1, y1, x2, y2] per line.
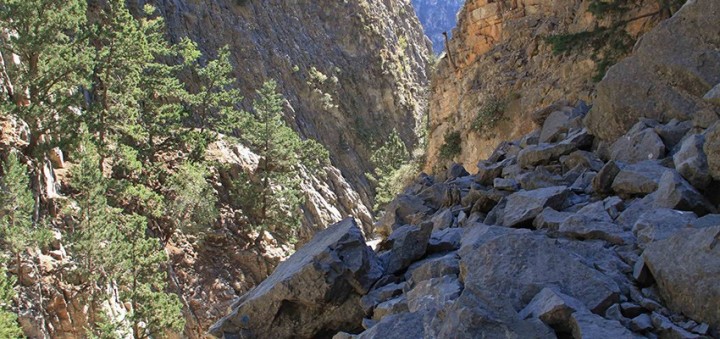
[411, 0, 465, 54]
[134, 0, 431, 208]
[424, 0, 670, 173]
[136, 0, 431, 335]
[0, 2, 432, 338]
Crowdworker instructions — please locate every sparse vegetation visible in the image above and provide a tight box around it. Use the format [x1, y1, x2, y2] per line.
[545, 0, 685, 81]
[471, 97, 506, 138]
[439, 131, 462, 160]
[366, 130, 413, 211]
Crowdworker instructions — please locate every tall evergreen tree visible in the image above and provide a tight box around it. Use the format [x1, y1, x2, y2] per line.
[0, 259, 22, 338]
[115, 213, 184, 338]
[0, 152, 49, 285]
[234, 81, 328, 243]
[166, 161, 218, 241]
[69, 138, 183, 337]
[0, 0, 92, 154]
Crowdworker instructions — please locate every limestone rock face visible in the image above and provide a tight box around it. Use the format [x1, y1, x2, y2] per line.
[147, 0, 431, 207]
[209, 218, 382, 338]
[425, 0, 665, 172]
[585, 0, 720, 142]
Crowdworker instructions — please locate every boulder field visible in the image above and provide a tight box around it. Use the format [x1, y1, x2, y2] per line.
[210, 97, 719, 338]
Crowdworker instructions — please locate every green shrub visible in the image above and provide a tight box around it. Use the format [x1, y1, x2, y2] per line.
[471, 98, 506, 137]
[439, 131, 462, 160]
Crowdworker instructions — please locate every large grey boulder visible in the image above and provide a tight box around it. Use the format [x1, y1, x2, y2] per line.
[460, 232, 620, 314]
[533, 207, 574, 230]
[378, 222, 433, 274]
[674, 134, 711, 188]
[371, 296, 409, 321]
[358, 311, 426, 339]
[475, 159, 510, 185]
[569, 312, 641, 339]
[592, 161, 624, 195]
[359, 282, 404, 315]
[704, 83, 720, 105]
[502, 186, 571, 227]
[406, 275, 462, 312]
[404, 253, 459, 288]
[611, 161, 669, 197]
[516, 167, 567, 190]
[556, 215, 626, 245]
[539, 109, 584, 143]
[643, 226, 720, 329]
[632, 209, 697, 248]
[653, 170, 716, 215]
[655, 119, 693, 150]
[609, 127, 666, 164]
[209, 218, 382, 338]
[519, 287, 586, 330]
[705, 122, 720, 181]
[427, 228, 462, 253]
[584, 0, 720, 142]
[518, 142, 577, 168]
[561, 150, 604, 172]
[376, 194, 432, 237]
[427, 285, 556, 338]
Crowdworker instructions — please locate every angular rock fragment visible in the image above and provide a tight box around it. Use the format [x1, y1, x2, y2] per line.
[654, 170, 716, 215]
[673, 134, 711, 188]
[592, 160, 623, 195]
[632, 208, 696, 247]
[570, 311, 641, 338]
[405, 252, 459, 288]
[705, 121, 720, 181]
[502, 186, 570, 227]
[406, 275, 462, 312]
[460, 232, 620, 314]
[427, 228, 462, 253]
[611, 161, 669, 197]
[209, 218, 382, 338]
[518, 287, 586, 330]
[610, 127, 666, 164]
[378, 222, 433, 274]
[518, 143, 577, 168]
[643, 226, 720, 329]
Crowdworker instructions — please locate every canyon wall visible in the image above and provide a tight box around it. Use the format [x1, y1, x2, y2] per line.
[425, 0, 670, 173]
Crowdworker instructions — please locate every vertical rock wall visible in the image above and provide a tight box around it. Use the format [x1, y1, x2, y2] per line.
[425, 0, 667, 173]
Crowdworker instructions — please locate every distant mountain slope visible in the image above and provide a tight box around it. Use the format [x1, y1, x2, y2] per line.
[411, 0, 465, 54]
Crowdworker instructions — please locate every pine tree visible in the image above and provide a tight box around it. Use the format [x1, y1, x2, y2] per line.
[0, 0, 92, 154]
[234, 81, 329, 243]
[115, 214, 184, 338]
[68, 139, 123, 295]
[0, 259, 22, 338]
[188, 46, 247, 141]
[0, 152, 50, 285]
[166, 161, 218, 241]
[85, 0, 152, 168]
[366, 129, 412, 211]
[69, 138, 184, 337]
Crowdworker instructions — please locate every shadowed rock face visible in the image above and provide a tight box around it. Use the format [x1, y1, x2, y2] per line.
[133, 0, 431, 207]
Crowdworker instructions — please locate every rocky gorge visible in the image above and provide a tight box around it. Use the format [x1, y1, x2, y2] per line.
[210, 0, 720, 338]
